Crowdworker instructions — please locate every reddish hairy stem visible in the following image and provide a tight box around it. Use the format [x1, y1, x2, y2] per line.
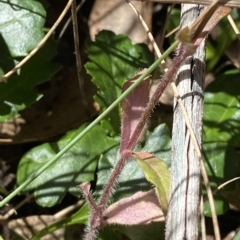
[98, 150, 132, 208]
[126, 44, 194, 151]
[98, 43, 195, 211]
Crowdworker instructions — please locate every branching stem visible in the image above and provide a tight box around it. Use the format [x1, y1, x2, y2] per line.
[98, 43, 194, 214]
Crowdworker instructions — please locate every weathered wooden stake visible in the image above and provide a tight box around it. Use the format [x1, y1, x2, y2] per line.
[166, 4, 206, 240]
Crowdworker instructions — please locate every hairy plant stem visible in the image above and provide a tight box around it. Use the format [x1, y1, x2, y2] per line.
[126, 44, 194, 150]
[98, 151, 131, 208]
[98, 43, 195, 213]
[85, 42, 196, 240]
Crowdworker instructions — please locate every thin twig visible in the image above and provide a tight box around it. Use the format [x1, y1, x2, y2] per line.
[125, 0, 168, 72]
[125, 0, 163, 62]
[201, 195, 207, 240]
[54, 200, 85, 219]
[71, 0, 90, 118]
[165, 26, 180, 38]
[1, 194, 84, 221]
[0, 0, 74, 82]
[227, 15, 240, 40]
[132, 0, 240, 8]
[160, 4, 175, 49]
[0, 194, 33, 221]
[59, 0, 86, 39]
[214, 177, 240, 194]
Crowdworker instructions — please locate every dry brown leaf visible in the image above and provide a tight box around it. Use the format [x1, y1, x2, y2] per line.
[88, 0, 152, 44]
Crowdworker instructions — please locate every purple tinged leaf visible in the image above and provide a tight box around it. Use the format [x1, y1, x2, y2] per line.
[102, 190, 164, 226]
[120, 69, 150, 155]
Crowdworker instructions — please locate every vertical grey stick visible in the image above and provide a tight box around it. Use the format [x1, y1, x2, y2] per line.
[165, 4, 206, 240]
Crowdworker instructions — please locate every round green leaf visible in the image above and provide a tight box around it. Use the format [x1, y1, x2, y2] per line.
[16, 124, 117, 207]
[85, 30, 154, 135]
[0, 38, 61, 122]
[0, 0, 46, 57]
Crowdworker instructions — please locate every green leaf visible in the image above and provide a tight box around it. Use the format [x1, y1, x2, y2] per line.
[142, 124, 172, 168]
[202, 142, 238, 216]
[31, 203, 89, 240]
[116, 222, 165, 240]
[0, 0, 55, 121]
[133, 152, 170, 216]
[204, 193, 229, 217]
[68, 203, 90, 224]
[0, 38, 61, 122]
[203, 142, 239, 189]
[16, 124, 117, 207]
[203, 70, 240, 146]
[85, 30, 154, 136]
[203, 70, 240, 214]
[0, 0, 46, 57]
[35, 0, 49, 9]
[98, 227, 121, 240]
